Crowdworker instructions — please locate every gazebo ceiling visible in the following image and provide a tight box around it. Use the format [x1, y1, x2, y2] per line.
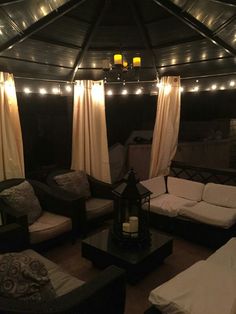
[0, 0, 235, 85]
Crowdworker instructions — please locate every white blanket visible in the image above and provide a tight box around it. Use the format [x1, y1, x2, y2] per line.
[149, 260, 236, 314]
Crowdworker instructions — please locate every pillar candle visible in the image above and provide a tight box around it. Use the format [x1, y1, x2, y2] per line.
[122, 222, 130, 233]
[129, 216, 138, 233]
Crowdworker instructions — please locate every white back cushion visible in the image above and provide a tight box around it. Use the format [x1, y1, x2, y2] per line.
[203, 183, 236, 208]
[141, 176, 166, 199]
[167, 177, 204, 201]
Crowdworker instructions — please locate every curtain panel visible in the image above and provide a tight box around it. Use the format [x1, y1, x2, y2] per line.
[149, 76, 181, 178]
[71, 80, 111, 183]
[0, 72, 25, 181]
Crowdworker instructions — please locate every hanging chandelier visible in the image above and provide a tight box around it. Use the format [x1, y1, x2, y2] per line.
[113, 53, 141, 70]
[103, 53, 142, 83]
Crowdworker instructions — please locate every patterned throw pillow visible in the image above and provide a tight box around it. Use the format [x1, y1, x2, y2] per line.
[54, 171, 91, 199]
[0, 253, 56, 301]
[0, 181, 42, 225]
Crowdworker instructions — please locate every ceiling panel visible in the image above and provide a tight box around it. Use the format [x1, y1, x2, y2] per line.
[136, 0, 172, 23]
[1, 38, 78, 68]
[0, 0, 70, 45]
[219, 22, 236, 49]
[148, 18, 198, 46]
[160, 56, 236, 78]
[0, 12, 19, 44]
[154, 39, 227, 67]
[66, 0, 101, 23]
[0, 58, 71, 79]
[90, 25, 144, 48]
[35, 16, 89, 47]
[179, 0, 236, 31]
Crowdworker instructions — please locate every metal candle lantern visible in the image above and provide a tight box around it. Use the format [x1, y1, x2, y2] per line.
[112, 169, 151, 248]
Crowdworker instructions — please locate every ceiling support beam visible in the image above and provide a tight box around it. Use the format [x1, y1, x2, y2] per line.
[209, 0, 236, 7]
[0, 0, 88, 54]
[152, 0, 236, 56]
[70, 0, 108, 82]
[128, 0, 158, 76]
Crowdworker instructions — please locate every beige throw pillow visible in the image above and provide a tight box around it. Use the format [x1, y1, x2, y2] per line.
[0, 181, 42, 225]
[0, 253, 56, 301]
[54, 171, 91, 199]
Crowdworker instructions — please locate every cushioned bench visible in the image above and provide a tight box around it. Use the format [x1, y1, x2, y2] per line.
[146, 237, 236, 314]
[141, 171, 236, 247]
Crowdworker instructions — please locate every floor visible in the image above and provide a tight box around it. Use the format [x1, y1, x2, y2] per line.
[43, 225, 213, 314]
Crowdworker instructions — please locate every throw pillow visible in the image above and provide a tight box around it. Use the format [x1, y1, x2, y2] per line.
[0, 181, 42, 225]
[0, 252, 56, 301]
[54, 171, 91, 199]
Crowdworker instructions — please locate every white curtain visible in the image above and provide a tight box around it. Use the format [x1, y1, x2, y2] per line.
[71, 80, 111, 183]
[0, 72, 25, 181]
[149, 76, 181, 178]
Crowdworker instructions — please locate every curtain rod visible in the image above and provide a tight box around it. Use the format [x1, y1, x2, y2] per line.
[14, 72, 236, 84]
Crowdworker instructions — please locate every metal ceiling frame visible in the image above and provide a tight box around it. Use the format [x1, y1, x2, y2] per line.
[128, 0, 158, 75]
[0, 0, 88, 54]
[209, 0, 236, 7]
[152, 0, 236, 56]
[70, 0, 108, 81]
[0, 0, 27, 6]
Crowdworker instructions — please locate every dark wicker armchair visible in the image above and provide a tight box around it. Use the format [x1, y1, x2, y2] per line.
[0, 224, 126, 314]
[47, 170, 114, 235]
[0, 178, 83, 246]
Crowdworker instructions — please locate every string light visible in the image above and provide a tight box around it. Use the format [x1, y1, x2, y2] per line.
[12, 76, 236, 96]
[107, 90, 113, 96]
[52, 87, 60, 94]
[23, 87, 31, 94]
[65, 85, 72, 92]
[39, 88, 46, 95]
[135, 88, 142, 95]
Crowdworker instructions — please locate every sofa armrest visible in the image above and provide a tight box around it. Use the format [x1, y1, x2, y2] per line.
[0, 223, 29, 252]
[0, 200, 28, 233]
[0, 265, 126, 314]
[88, 175, 114, 199]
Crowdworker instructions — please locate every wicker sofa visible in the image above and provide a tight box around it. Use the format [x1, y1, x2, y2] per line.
[141, 162, 236, 248]
[0, 223, 126, 314]
[146, 237, 236, 314]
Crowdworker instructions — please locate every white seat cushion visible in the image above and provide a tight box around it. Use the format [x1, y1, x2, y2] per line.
[167, 177, 205, 201]
[203, 183, 236, 208]
[180, 201, 236, 228]
[141, 176, 166, 199]
[149, 260, 236, 314]
[86, 198, 113, 219]
[29, 211, 72, 244]
[23, 250, 84, 297]
[207, 237, 236, 270]
[149, 194, 197, 217]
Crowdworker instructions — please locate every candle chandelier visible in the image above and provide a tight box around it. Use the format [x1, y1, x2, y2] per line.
[103, 53, 142, 83]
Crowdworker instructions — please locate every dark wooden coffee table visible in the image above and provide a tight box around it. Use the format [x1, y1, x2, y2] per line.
[81, 228, 173, 283]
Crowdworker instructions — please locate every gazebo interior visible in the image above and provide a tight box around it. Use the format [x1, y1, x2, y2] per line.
[0, 1, 236, 314]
